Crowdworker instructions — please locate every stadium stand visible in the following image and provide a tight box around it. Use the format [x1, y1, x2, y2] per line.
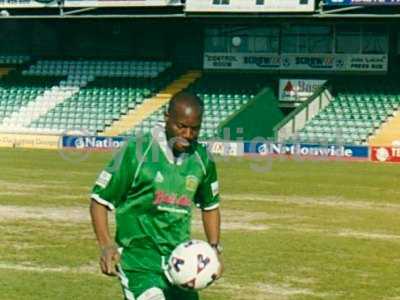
[126, 73, 267, 139]
[0, 68, 12, 78]
[0, 55, 30, 79]
[0, 73, 63, 131]
[188, 73, 268, 139]
[369, 104, 400, 147]
[0, 59, 173, 135]
[22, 60, 170, 78]
[29, 76, 167, 135]
[4, 75, 81, 132]
[288, 79, 400, 145]
[103, 70, 201, 137]
[0, 55, 30, 65]
[4, 56, 397, 145]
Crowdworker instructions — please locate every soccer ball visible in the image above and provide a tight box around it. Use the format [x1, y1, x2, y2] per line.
[165, 240, 220, 290]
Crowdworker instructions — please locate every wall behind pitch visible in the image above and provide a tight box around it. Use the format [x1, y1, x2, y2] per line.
[59, 20, 169, 59]
[0, 20, 174, 60]
[0, 19, 202, 67]
[31, 21, 62, 57]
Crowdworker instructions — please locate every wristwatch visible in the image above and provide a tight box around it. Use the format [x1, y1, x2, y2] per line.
[210, 243, 223, 254]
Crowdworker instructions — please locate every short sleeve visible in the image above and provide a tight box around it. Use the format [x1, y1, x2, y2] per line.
[91, 141, 135, 210]
[195, 157, 220, 211]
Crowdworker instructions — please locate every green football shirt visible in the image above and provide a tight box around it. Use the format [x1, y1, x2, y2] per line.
[91, 124, 220, 272]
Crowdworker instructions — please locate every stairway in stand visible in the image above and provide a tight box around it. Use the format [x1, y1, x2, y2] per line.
[101, 70, 202, 137]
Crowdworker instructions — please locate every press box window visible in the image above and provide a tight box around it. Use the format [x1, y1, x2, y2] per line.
[282, 25, 333, 54]
[336, 25, 361, 54]
[362, 25, 388, 54]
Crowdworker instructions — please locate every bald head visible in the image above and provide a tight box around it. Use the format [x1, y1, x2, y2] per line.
[168, 91, 204, 117]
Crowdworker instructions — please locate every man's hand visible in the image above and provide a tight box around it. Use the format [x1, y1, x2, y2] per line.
[90, 200, 119, 276]
[99, 245, 120, 276]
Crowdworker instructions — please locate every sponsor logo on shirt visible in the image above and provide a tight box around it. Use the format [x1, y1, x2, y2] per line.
[96, 171, 112, 188]
[153, 191, 191, 207]
[186, 175, 199, 192]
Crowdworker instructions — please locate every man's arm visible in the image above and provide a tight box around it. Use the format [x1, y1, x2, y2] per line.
[90, 199, 120, 276]
[202, 207, 224, 277]
[201, 207, 221, 245]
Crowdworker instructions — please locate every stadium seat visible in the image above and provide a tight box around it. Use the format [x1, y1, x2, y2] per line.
[0, 55, 30, 65]
[0, 59, 173, 135]
[26, 67, 173, 135]
[23, 60, 171, 79]
[288, 79, 400, 145]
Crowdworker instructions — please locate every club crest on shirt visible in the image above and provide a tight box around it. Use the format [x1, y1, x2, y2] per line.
[186, 175, 199, 192]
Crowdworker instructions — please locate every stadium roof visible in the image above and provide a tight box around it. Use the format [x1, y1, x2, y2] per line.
[1, 0, 400, 19]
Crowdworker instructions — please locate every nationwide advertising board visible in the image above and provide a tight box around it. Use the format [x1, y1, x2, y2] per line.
[371, 146, 400, 163]
[244, 142, 369, 159]
[61, 135, 376, 161]
[61, 135, 244, 156]
[204, 53, 388, 72]
[324, 0, 400, 5]
[185, 0, 315, 12]
[279, 79, 327, 102]
[0, 0, 170, 8]
[62, 135, 126, 149]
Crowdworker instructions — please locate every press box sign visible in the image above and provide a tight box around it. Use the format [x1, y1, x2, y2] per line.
[203, 53, 281, 70]
[204, 53, 387, 72]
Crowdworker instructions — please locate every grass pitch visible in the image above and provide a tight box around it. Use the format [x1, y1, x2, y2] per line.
[0, 148, 400, 300]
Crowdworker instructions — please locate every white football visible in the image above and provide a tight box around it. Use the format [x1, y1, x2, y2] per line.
[165, 240, 220, 290]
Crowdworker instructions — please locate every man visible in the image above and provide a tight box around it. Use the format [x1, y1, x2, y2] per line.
[90, 91, 223, 300]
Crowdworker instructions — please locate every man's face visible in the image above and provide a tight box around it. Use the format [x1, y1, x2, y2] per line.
[165, 102, 202, 153]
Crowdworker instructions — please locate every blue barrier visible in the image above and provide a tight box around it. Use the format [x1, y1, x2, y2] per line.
[244, 142, 369, 158]
[62, 135, 126, 149]
[61, 135, 369, 159]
